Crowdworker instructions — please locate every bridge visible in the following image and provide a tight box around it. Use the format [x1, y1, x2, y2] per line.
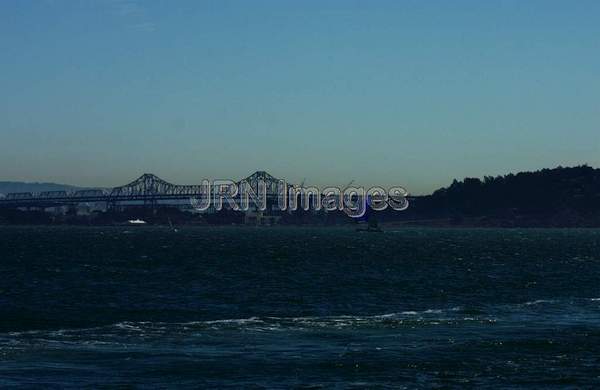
[0, 171, 288, 209]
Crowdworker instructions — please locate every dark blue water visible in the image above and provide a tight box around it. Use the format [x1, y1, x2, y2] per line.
[1, 227, 600, 388]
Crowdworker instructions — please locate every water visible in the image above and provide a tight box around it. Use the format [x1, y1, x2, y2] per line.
[1, 226, 600, 388]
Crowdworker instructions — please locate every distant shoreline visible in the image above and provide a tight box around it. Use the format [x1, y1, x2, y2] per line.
[3, 165, 600, 228]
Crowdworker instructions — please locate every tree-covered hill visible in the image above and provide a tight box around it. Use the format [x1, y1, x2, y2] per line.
[402, 165, 600, 227]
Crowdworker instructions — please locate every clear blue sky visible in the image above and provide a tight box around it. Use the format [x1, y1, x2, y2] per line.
[1, 0, 599, 194]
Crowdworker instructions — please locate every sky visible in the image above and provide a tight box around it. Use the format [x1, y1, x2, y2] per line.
[1, 0, 599, 194]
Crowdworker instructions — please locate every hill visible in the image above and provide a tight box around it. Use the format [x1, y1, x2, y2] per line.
[394, 165, 600, 227]
[0, 181, 81, 195]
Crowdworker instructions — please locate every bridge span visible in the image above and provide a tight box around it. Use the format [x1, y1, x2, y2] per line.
[0, 171, 287, 209]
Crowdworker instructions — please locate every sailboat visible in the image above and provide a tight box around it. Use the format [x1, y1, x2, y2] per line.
[168, 218, 179, 233]
[355, 195, 383, 233]
[356, 217, 383, 233]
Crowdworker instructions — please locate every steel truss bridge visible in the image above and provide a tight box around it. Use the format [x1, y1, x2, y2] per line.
[0, 171, 288, 209]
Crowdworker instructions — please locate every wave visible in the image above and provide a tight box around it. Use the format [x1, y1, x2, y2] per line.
[519, 297, 600, 306]
[522, 299, 558, 306]
[2, 298, 599, 341]
[0, 309, 497, 341]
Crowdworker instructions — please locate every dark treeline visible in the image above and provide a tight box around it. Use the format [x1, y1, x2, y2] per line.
[393, 165, 600, 227]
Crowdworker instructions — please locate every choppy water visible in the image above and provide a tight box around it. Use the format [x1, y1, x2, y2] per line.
[1, 227, 600, 388]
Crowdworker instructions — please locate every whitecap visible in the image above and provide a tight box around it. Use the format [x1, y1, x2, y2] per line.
[523, 299, 556, 306]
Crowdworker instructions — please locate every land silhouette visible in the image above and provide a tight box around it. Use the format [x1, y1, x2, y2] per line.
[1, 165, 600, 227]
[390, 165, 600, 227]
